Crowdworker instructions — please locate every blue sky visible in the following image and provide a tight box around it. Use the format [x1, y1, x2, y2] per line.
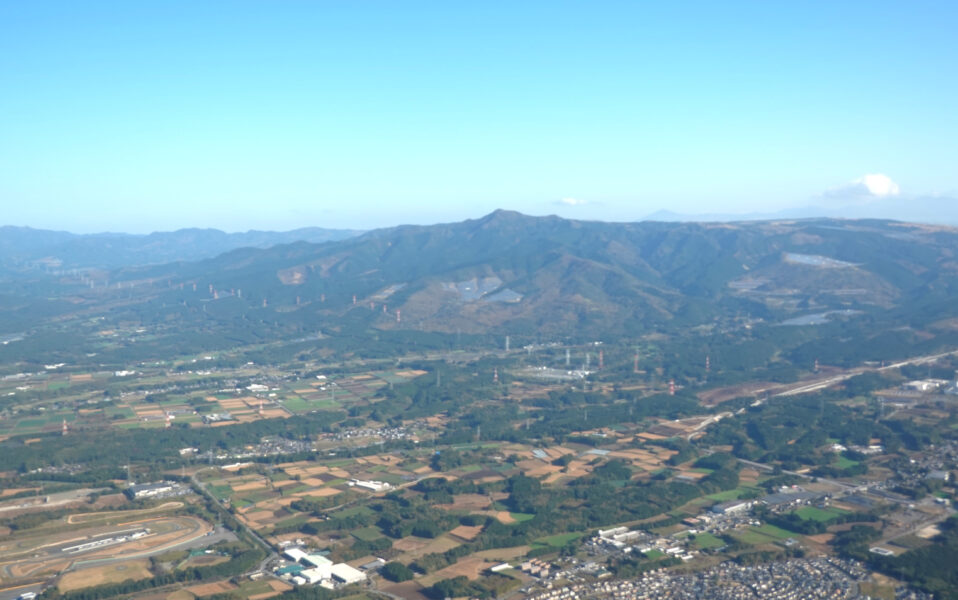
[1, 1, 956, 233]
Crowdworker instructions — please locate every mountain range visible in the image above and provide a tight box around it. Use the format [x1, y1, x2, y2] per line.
[4, 210, 958, 372]
[101, 210, 958, 341]
[0, 210, 958, 352]
[0, 225, 363, 273]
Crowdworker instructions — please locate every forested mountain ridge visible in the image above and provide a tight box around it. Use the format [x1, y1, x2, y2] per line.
[118, 210, 958, 338]
[3, 211, 958, 370]
[0, 225, 363, 273]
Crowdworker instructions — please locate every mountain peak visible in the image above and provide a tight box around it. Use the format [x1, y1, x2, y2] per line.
[479, 208, 527, 222]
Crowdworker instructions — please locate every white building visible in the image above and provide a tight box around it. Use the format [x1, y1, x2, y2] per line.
[597, 526, 628, 538]
[331, 563, 367, 584]
[127, 481, 175, 499]
[304, 554, 333, 568]
[284, 548, 308, 563]
[348, 479, 391, 492]
[301, 565, 333, 583]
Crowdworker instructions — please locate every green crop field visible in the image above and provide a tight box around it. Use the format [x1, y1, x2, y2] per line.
[835, 456, 860, 469]
[694, 532, 725, 549]
[334, 506, 376, 519]
[274, 514, 310, 529]
[731, 523, 798, 546]
[534, 532, 581, 547]
[105, 406, 136, 418]
[351, 526, 384, 542]
[794, 506, 846, 522]
[733, 529, 776, 545]
[755, 523, 798, 539]
[208, 484, 232, 500]
[509, 512, 535, 523]
[281, 397, 311, 412]
[706, 486, 758, 502]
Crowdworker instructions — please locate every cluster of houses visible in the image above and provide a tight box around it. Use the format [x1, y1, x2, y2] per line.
[519, 558, 554, 577]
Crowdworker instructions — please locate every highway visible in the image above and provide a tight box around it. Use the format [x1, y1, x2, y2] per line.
[736, 458, 859, 493]
[772, 349, 958, 398]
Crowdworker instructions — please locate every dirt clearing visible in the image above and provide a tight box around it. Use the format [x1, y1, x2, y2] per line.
[58, 559, 152, 592]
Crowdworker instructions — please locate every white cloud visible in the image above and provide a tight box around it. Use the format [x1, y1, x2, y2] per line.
[825, 173, 901, 202]
[556, 197, 589, 206]
[854, 173, 900, 197]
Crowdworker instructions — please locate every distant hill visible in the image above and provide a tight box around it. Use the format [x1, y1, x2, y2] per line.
[116, 210, 958, 339]
[0, 225, 363, 273]
[642, 194, 958, 225]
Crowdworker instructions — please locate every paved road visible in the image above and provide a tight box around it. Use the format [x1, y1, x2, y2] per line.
[189, 469, 278, 574]
[0, 488, 111, 515]
[736, 458, 859, 493]
[63, 525, 237, 573]
[0, 583, 42, 600]
[772, 349, 958, 398]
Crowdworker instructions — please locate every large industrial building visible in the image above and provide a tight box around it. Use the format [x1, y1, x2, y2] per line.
[277, 547, 366, 587]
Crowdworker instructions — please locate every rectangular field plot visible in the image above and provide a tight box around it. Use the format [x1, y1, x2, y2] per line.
[694, 532, 726, 549]
[794, 506, 848, 522]
[280, 397, 312, 412]
[351, 526, 385, 542]
[755, 523, 799, 539]
[534, 532, 582, 547]
[57, 559, 153, 592]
